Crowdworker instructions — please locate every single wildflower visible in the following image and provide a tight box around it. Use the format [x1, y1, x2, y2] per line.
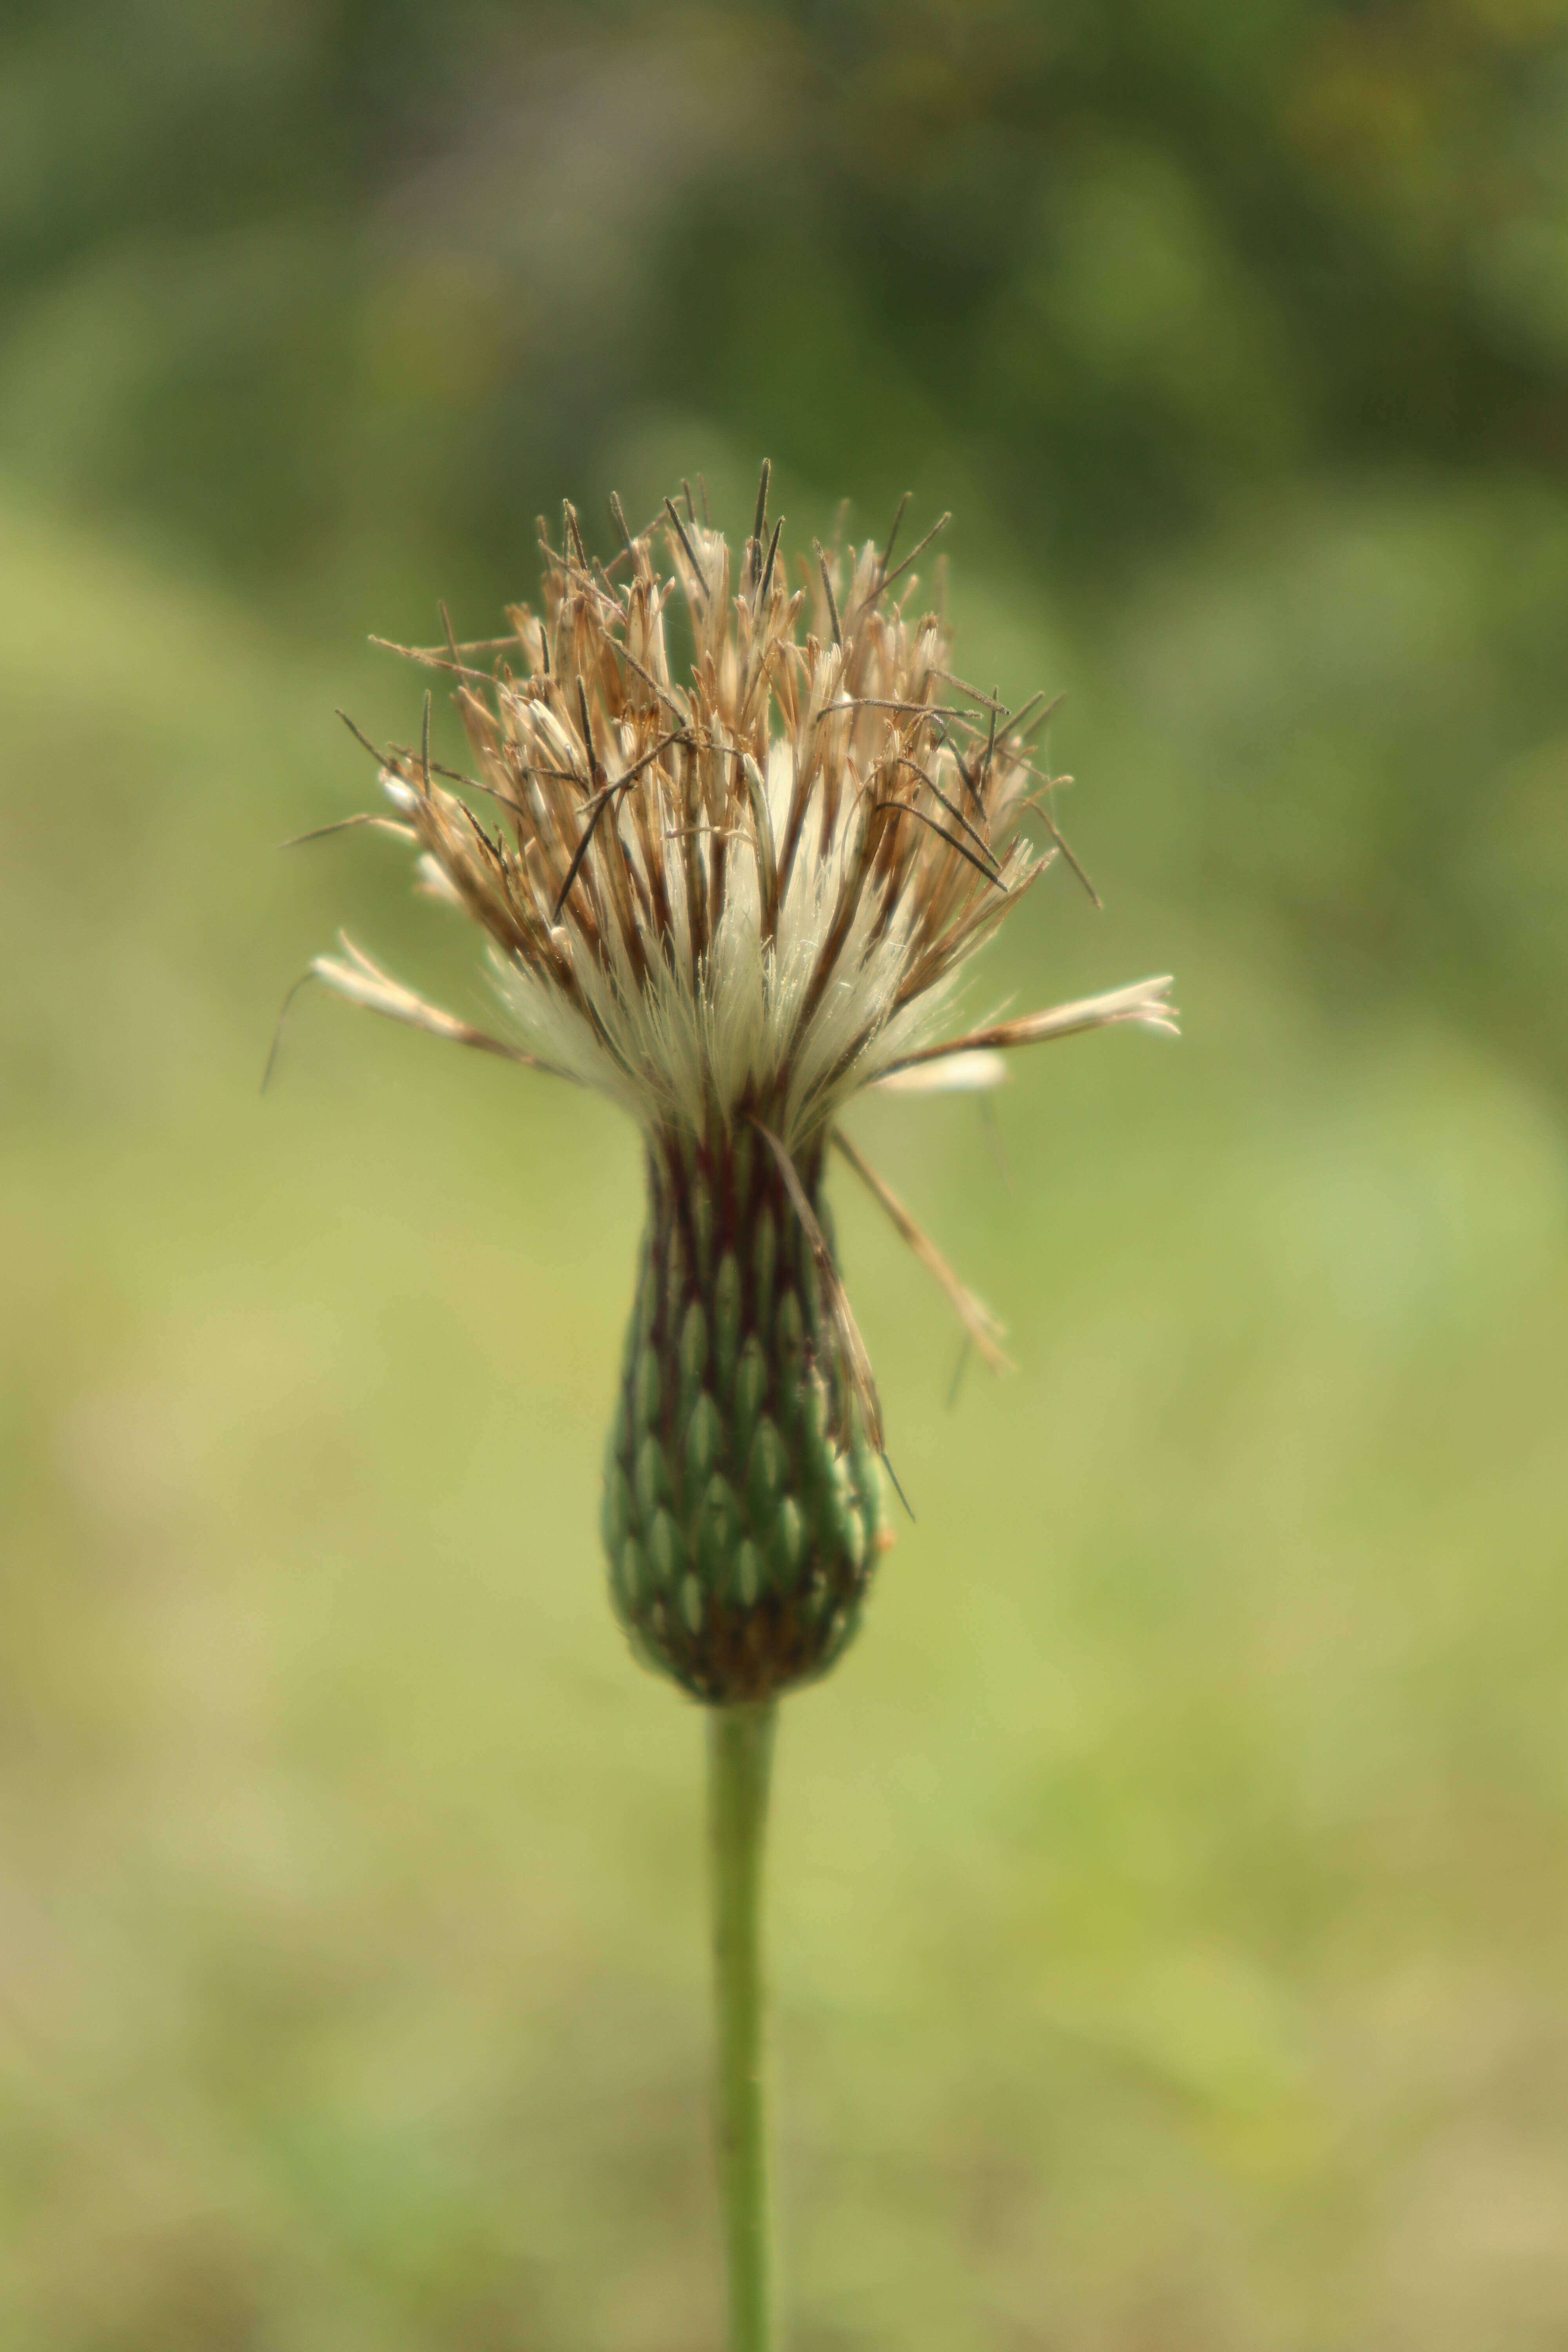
[303, 472, 1175, 1705]
[289, 472, 1175, 2350]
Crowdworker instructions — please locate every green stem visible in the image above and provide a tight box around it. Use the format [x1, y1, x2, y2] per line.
[706, 1700, 778, 2352]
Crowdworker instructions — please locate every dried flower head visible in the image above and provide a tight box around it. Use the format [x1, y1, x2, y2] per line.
[303, 472, 1175, 1702]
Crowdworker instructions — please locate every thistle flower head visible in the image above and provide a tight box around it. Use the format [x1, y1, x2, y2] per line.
[305, 474, 1175, 1703]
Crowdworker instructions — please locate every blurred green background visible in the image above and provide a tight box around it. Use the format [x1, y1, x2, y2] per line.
[4, 3, 1568, 2346]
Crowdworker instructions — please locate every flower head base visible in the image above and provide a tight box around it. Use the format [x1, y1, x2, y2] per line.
[306, 474, 1175, 1700]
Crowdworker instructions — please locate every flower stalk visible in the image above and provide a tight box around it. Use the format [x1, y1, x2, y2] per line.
[707, 1700, 778, 2352]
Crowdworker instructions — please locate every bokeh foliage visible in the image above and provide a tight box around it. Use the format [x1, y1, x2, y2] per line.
[3, 3, 1568, 2348]
[5, 0, 1568, 1070]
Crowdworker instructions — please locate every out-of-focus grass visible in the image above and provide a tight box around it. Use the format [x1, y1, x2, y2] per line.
[3, 492, 1567, 2352]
